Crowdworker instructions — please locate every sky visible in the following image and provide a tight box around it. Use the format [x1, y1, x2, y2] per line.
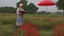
[0, 0, 58, 12]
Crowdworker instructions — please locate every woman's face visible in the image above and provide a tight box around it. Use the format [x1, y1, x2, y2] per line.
[20, 5, 23, 8]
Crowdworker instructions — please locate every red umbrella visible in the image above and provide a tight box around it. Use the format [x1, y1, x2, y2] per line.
[38, 0, 56, 12]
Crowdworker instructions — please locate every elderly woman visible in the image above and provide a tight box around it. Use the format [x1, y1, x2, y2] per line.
[16, 3, 25, 28]
[14, 3, 26, 36]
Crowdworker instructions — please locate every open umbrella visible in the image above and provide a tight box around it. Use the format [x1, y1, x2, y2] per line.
[38, 0, 56, 12]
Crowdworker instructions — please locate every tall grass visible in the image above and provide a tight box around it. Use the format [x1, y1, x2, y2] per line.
[0, 13, 64, 36]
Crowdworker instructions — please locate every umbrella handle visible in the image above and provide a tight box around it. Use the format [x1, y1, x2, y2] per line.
[46, 6, 48, 12]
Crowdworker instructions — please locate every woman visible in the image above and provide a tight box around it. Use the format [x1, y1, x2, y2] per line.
[16, 3, 25, 29]
[14, 3, 26, 36]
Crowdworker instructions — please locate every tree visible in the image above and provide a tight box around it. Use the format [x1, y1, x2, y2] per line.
[25, 3, 39, 14]
[16, 0, 28, 8]
[56, 0, 64, 13]
[16, 0, 39, 14]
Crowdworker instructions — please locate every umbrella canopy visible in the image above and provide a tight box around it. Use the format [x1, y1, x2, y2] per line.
[38, 0, 56, 12]
[38, 0, 56, 6]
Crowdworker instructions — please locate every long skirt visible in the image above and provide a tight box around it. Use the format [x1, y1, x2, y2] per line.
[16, 15, 24, 26]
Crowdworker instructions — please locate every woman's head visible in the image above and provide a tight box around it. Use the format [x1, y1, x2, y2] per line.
[19, 3, 23, 8]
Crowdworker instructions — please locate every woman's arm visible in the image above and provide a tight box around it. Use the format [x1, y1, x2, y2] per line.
[17, 8, 19, 14]
[17, 8, 22, 15]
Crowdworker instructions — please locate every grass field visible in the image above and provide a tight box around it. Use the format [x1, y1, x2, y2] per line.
[0, 13, 64, 36]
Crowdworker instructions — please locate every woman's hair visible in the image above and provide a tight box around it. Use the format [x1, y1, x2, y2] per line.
[19, 3, 23, 6]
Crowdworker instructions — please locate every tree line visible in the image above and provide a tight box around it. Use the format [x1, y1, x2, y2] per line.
[0, 0, 38, 14]
[0, 3, 38, 14]
[0, 0, 64, 14]
[0, 6, 16, 13]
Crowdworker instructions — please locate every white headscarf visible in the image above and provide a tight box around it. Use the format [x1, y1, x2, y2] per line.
[19, 3, 23, 6]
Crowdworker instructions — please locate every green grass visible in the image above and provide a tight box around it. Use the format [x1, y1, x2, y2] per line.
[0, 13, 64, 36]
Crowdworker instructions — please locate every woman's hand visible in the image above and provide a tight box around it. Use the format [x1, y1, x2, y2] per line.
[18, 13, 23, 16]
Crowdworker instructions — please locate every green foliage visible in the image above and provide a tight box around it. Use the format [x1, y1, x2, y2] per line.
[25, 3, 39, 14]
[16, 0, 39, 14]
[56, 0, 64, 10]
[56, 0, 64, 13]
[38, 11, 51, 14]
[0, 6, 16, 13]
[16, 0, 28, 8]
